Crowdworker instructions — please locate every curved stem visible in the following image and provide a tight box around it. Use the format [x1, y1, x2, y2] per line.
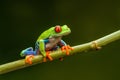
[0, 30, 120, 75]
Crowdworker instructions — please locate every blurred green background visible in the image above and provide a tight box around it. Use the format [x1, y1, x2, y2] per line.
[0, 0, 120, 80]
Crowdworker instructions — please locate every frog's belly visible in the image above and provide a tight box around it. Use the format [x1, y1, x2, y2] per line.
[45, 37, 61, 50]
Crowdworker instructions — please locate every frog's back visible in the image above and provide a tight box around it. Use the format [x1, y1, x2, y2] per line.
[37, 27, 54, 41]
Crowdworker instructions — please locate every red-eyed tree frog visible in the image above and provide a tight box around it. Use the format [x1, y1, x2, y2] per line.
[20, 25, 73, 64]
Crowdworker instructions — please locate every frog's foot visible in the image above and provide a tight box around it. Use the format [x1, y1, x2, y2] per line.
[20, 47, 33, 57]
[20, 50, 25, 57]
[61, 45, 73, 55]
[91, 41, 101, 50]
[43, 51, 53, 62]
[25, 55, 34, 64]
[46, 51, 53, 61]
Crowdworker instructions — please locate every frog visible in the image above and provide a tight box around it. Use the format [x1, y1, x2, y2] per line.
[20, 25, 73, 64]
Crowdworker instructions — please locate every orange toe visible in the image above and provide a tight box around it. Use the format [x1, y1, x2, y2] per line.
[61, 45, 73, 55]
[43, 51, 53, 62]
[46, 51, 53, 61]
[25, 55, 34, 64]
[67, 45, 74, 50]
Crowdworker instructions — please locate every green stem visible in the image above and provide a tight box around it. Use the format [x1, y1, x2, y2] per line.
[0, 30, 120, 75]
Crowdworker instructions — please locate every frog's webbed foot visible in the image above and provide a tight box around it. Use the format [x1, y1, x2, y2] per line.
[20, 47, 33, 57]
[25, 55, 34, 64]
[43, 51, 53, 62]
[61, 45, 73, 55]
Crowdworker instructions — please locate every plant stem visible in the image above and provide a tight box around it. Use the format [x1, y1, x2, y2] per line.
[0, 30, 120, 75]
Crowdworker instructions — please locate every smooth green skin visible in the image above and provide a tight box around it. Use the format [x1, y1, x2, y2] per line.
[37, 25, 71, 57]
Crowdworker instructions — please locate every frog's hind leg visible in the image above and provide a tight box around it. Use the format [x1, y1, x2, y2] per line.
[20, 47, 35, 57]
[20, 47, 36, 64]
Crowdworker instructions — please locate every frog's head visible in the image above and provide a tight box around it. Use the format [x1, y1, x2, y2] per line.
[50, 25, 71, 38]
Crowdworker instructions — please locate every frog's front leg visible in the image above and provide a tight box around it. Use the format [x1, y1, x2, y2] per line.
[39, 40, 53, 62]
[59, 40, 73, 55]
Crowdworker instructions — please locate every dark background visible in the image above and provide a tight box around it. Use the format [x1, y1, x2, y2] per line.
[0, 0, 120, 80]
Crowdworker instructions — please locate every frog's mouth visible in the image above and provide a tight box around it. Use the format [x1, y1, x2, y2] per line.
[52, 30, 71, 37]
[61, 31, 71, 36]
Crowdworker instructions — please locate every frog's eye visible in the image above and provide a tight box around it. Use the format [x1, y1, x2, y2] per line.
[55, 25, 62, 33]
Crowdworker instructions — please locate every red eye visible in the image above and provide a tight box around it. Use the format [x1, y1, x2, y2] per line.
[55, 25, 62, 33]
